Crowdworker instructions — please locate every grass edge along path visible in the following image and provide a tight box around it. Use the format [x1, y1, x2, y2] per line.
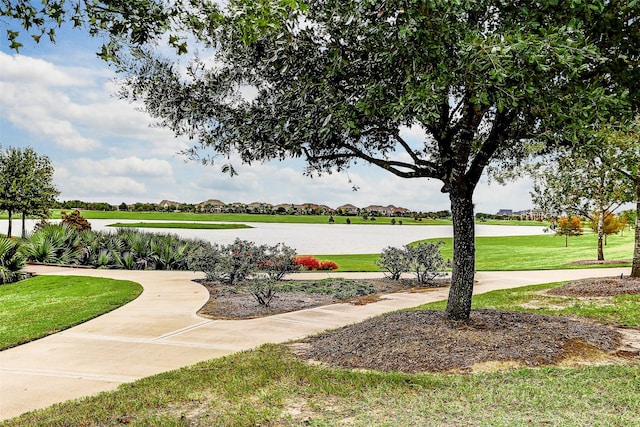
[3, 281, 639, 426]
[0, 276, 142, 350]
[4, 348, 638, 426]
[417, 281, 640, 327]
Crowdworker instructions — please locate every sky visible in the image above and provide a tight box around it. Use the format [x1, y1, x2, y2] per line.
[0, 25, 537, 214]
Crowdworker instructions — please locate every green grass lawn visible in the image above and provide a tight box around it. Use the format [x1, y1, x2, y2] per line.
[108, 222, 252, 230]
[321, 232, 634, 272]
[5, 279, 639, 426]
[419, 281, 640, 328]
[42, 209, 547, 226]
[0, 276, 142, 350]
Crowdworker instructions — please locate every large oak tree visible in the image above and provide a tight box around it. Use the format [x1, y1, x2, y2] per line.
[4, 0, 638, 319]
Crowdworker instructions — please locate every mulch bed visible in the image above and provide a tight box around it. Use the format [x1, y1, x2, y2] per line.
[196, 275, 639, 373]
[196, 278, 445, 319]
[295, 309, 621, 373]
[547, 276, 640, 297]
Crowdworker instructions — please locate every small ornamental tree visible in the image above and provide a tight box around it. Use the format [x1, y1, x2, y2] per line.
[61, 210, 92, 231]
[556, 216, 583, 247]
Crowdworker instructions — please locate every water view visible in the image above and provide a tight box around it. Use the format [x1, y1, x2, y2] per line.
[1, 219, 545, 255]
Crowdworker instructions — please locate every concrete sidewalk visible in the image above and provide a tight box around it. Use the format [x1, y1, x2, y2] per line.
[0, 266, 630, 420]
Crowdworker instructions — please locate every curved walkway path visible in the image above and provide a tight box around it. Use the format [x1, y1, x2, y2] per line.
[0, 265, 631, 420]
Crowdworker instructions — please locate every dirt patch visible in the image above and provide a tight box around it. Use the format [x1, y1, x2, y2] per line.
[295, 309, 623, 374]
[197, 278, 446, 320]
[548, 276, 640, 297]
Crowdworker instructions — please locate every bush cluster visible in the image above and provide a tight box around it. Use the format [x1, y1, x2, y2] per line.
[185, 239, 300, 307]
[294, 256, 339, 271]
[21, 224, 200, 271]
[0, 236, 28, 284]
[185, 238, 299, 285]
[377, 242, 449, 285]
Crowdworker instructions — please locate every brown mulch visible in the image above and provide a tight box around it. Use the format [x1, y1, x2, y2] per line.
[295, 309, 622, 373]
[548, 276, 640, 297]
[196, 276, 639, 373]
[196, 278, 444, 320]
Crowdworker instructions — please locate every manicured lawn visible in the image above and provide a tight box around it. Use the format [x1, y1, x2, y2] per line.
[4, 279, 639, 425]
[108, 222, 252, 230]
[322, 232, 634, 272]
[418, 281, 640, 328]
[0, 276, 142, 350]
[426, 232, 634, 271]
[44, 209, 547, 226]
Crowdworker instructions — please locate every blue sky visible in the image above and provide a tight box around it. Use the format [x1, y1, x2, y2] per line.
[0, 25, 536, 213]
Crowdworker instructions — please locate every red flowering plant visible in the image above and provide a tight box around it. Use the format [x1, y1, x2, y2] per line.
[295, 256, 338, 271]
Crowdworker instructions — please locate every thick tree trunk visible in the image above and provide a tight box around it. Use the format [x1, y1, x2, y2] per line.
[597, 213, 605, 261]
[445, 191, 476, 320]
[632, 176, 640, 278]
[21, 213, 26, 239]
[6, 210, 12, 238]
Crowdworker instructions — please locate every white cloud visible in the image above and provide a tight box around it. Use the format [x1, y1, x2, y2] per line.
[69, 157, 174, 178]
[0, 52, 93, 86]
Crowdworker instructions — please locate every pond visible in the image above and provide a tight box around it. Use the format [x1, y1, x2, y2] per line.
[2, 219, 545, 255]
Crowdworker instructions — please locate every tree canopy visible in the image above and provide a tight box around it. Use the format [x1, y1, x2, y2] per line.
[531, 150, 634, 261]
[4, 0, 638, 319]
[0, 147, 59, 238]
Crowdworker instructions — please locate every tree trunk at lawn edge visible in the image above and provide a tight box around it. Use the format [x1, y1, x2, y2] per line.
[6, 210, 12, 238]
[597, 212, 605, 261]
[631, 170, 640, 278]
[445, 191, 476, 320]
[21, 213, 26, 239]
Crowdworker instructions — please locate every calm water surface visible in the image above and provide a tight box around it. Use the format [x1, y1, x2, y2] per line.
[3, 219, 545, 255]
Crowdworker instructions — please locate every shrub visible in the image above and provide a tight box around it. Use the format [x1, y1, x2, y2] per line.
[185, 242, 223, 281]
[0, 237, 27, 284]
[406, 241, 449, 285]
[377, 246, 411, 280]
[248, 279, 277, 307]
[186, 239, 264, 285]
[295, 256, 320, 270]
[260, 243, 299, 280]
[295, 256, 338, 271]
[22, 224, 82, 264]
[318, 260, 339, 270]
[61, 210, 92, 231]
[377, 242, 448, 284]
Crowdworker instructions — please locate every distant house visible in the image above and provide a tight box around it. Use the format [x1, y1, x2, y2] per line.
[197, 199, 226, 213]
[247, 202, 272, 214]
[159, 199, 181, 211]
[496, 209, 513, 216]
[227, 202, 248, 213]
[336, 204, 359, 215]
[515, 209, 547, 221]
[273, 203, 293, 214]
[364, 204, 411, 216]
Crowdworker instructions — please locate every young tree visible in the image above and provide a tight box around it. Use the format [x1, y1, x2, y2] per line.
[532, 153, 633, 261]
[4, 1, 639, 319]
[0, 147, 59, 238]
[589, 211, 624, 245]
[600, 123, 640, 277]
[556, 216, 584, 247]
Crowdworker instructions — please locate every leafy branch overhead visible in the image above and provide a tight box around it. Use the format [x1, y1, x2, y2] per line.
[4, 0, 638, 320]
